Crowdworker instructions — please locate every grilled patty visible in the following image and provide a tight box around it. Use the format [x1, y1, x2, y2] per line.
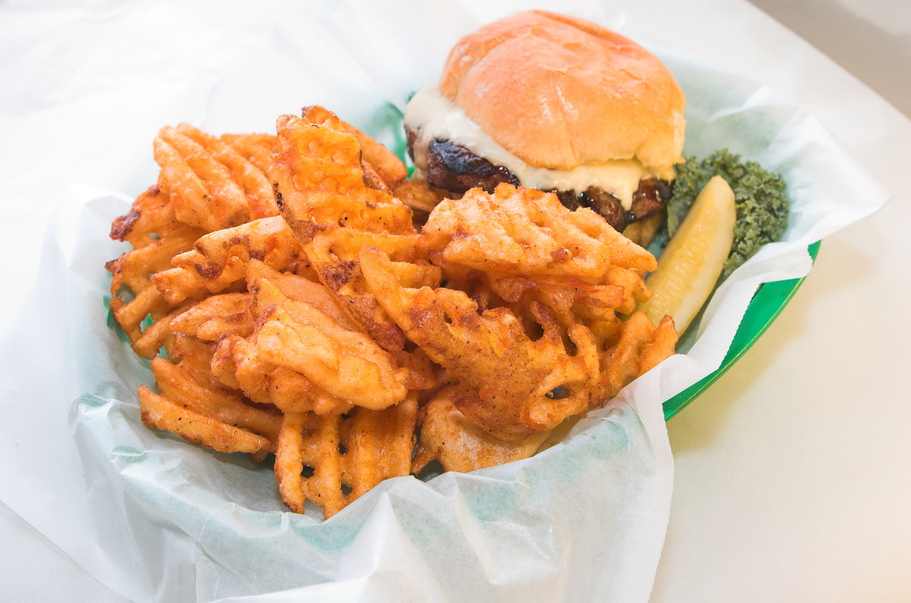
[406, 127, 671, 233]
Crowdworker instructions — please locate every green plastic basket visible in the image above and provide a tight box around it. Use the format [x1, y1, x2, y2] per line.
[663, 240, 821, 419]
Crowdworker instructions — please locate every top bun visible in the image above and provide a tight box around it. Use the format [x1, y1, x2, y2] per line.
[439, 10, 686, 176]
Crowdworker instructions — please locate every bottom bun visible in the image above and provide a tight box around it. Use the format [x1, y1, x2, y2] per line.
[622, 211, 665, 248]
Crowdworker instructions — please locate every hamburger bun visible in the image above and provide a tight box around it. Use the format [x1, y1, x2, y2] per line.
[438, 10, 686, 178]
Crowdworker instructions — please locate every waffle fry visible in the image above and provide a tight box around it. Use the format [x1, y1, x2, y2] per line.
[421, 183, 658, 279]
[274, 392, 418, 518]
[152, 216, 304, 305]
[139, 348, 281, 463]
[108, 185, 196, 249]
[139, 387, 273, 459]
[392, 178, 452, 214]
[601, 311, 678, 399]
[245, 260, 359, 329]
[207, 262, 428, 416]
[412, 385, 552, 474]
[154, 123, 285, 230]
[270, 109, 433, 350]
[249, 278, 413, 410]
[106, 186, 205, 358]
[301, 105, 408, 189]
[360, 245, 600, 441]
[484, 275, 627, 326]
[168, 292, 254, 341]
[154, 125, 249, 230]
[107, 107, 678, 518]
[179, 124, 279, 219]
[212, 334, 354, 416]
[301, 229, 439, 350]
[220, 133, 281, 176]
[270, 113, 414, 240]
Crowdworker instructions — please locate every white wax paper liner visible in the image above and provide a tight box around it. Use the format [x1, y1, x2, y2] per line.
[64, 52, 884, 600]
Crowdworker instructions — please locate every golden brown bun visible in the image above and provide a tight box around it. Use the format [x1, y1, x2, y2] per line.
[439, 10, 686, 176]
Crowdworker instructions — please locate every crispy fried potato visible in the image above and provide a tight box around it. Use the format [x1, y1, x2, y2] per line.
[139, 351, 282, 462]
[153, 125, 282, 229]
[149, 348, 281, 442]
[246, 260, 359, 330]
[273, 412, 317, 514]
[201, 265, 362, 416]
[108, 185, 202, 249]
[139, 386, 273, 458]
[174, 124, 279, 220]
[600, 312, 678, 400]
[220, 133, 281, 175]
[274, 392, 417, 517]
[269, 108, 434, 350]
[484, 274, 627, 327]
[106, 186, 205, 358]
[168, 292, 253, 340]
[605, 265, 652, 315]
[301, 229, 439, 350]
[126, 301, 193, 360]
[301, 105, 408, 189]
[421, 183, 657, 280]
[270, 113, 414, 242]
[212, 334, 354, 416]
[109, 109, 680, 519]
[152, 216, 303, 305]
[412, 385, 552, 474]
[250, 278, 412, 410]
[208, 265, 429, 416]
[155, 124, 253, 230]
[360, 245, 599, 441]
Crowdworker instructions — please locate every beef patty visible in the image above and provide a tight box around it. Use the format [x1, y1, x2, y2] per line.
[406, 127, 671, 233]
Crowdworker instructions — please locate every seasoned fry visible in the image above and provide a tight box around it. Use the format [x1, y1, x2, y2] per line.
[270, 109, 433, 350]
[108, 185, 197, 249]
[149, 348, 281, 442]
[250, 278, 413, 410]
[139, 387, 273, 457]
[211, 334, 353, 417]
[154, 125, 252, 231]
[421, 183, 657, 279]
[484, 274, 627, 327]
[360, 245, 599, 441]
[601, 311, 678, 399]
[151, 216, 303, 305]
[106, 185, 205, 358]
[301, 229, 439, 350]
[220, 133, 282, 177]
[207, 262, 432, 417]
[270, 113, 414, 240]
[168, 292, 254, 340]
[153, 124, 283, 230]
[175, 124, 279, 220]
[412, 386, 552, 474]
[301, 105, 408, 189]
[274, 393, 418, 518]
[245, 260, 358, 329]
[139, 353, 281, 462]
[107, 108, 678, 518]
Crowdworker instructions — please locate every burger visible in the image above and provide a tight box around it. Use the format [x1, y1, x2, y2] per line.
[403, 10, 686, 247]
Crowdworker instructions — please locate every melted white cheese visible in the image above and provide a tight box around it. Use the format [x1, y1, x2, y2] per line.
[404, 84, 656, 210]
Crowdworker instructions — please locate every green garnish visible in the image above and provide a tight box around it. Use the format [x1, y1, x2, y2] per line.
[666, 149, 789, 278]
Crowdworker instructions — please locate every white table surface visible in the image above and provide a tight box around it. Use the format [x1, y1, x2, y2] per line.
[2, 1, 909, 601]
